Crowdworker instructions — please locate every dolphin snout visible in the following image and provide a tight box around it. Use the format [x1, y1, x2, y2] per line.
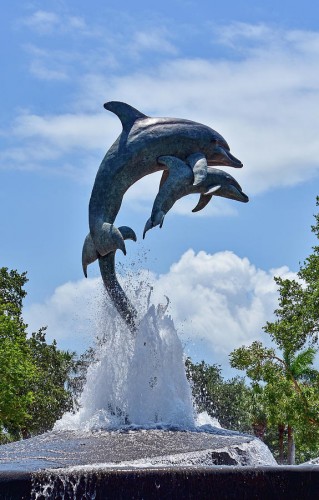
[228, 184, 249, 203]
[225, 150, 243, 168]
[208, 146, 243, 168]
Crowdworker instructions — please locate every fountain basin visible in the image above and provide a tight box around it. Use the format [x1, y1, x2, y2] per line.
[0, 428, 275, 471]
[1, 429, 318, 498]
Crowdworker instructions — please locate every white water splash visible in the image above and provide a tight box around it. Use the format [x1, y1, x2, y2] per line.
[195, 411, 221, 428]
[55, 296, 195, 431]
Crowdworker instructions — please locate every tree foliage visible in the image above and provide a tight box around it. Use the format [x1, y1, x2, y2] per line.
[230, 197, 319, 464]
[23, 328, 77, 437]
[185, 358, 252, 432]
[265, 196, 319, 351]
[0, 304, 36, 441]
[0, 267, 27, 319]
[0, 267, 79, 442]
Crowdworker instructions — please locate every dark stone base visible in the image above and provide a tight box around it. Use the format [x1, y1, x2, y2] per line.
[0, 471, 31, 500]
[1, 466, 319, 500]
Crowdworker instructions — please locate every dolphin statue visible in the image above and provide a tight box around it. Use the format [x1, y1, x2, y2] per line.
[143, 155, 249, 237]
[83, 101, 245, 332]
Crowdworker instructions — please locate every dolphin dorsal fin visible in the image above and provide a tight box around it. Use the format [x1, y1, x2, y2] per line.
[104, 101, 148, 131]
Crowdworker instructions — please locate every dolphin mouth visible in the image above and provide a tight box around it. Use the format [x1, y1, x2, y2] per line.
[207, 146, 243, 168]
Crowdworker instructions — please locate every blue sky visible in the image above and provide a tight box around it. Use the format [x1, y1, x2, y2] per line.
[1, 0, 319, 371]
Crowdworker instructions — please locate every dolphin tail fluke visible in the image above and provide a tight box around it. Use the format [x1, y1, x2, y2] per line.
[143, 210, 165, 239]
[143, 218, 153, 239]
[82, 233, 100, 278]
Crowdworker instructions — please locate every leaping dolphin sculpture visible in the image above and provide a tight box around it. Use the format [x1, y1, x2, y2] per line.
[83, 101, 247, 333]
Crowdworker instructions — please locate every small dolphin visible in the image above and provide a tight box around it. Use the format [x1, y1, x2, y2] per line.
[143, 156, 249, 237]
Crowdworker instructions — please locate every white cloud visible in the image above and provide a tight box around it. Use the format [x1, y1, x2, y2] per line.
[68, 16, 87, 31]
[24, 278, 105, 352]
[214, 22, 275, 48]
[214, 22, 319, 56]
[12, 112, 111, 151]
[24, 250, 297, 368]
[20, 10, 177, 82]
[4, 23, 319, 211]
[22, 44, 69, 81]
[130, 29, 178, 56]
[22, 10, 60, 35]
[93, 51, 319, 194]
[151, 250, 296, 357]
[21, 10, 90, 37]
[0, 112, 112, 180]
[29, 60, 68, 81]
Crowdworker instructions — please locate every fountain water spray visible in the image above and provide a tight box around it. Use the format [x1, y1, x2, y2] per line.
[55, 291, 195, 431]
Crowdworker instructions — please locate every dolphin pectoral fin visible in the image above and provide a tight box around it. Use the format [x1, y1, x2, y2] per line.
[82, 233, 100, 277]
[118, 226, 137, 242]
[192, 193, 214, 213]
[187, 153, 208, 186]
[103, 101, 148, 132]
[94, 223, 126, 257]
[159, 170, 169, 188]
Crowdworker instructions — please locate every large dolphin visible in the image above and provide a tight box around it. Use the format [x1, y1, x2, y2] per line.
[143, 155, 249, 237]
[83, 101, 245, 332]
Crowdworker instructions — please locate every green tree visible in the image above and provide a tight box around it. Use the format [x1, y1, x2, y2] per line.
[230, 341, 319, 464]
[0, 303, 36, 442]
[229, 196, 319, 464]
[0, 267, 27, 319]
[185, 358, 252, 433]
[0, 267, 80, 441]
[24, 328, 77, 437]
[265, 196, 319, 352]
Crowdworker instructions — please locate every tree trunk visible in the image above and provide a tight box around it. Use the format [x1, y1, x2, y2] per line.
[287, 425, 295, 465]
[21, 428, 31, 440]
[278, 423, 285, 465]
[252, 421, 266, 441]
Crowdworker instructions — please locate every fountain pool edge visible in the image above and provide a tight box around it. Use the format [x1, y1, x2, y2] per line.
[1, 466, 319, 499]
